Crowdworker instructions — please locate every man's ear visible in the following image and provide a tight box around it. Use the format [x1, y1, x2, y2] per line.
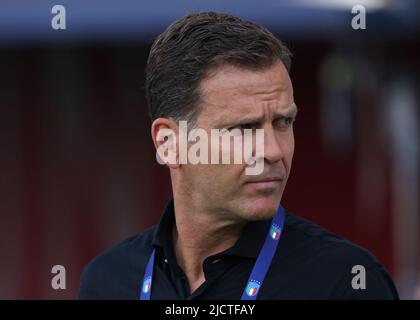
[151, 118, 180, 169]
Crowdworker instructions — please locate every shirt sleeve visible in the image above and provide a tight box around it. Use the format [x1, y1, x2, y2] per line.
[330, 263, 399, 300]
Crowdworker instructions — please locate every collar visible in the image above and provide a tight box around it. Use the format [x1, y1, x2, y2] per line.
[152, 199, 273, 260]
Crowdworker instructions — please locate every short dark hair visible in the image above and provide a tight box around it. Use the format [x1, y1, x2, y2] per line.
[145, 11, 292, 125]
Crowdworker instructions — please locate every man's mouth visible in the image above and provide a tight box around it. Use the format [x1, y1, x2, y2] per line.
[245, 176, 284, 183]
[244, 176, 284, 190]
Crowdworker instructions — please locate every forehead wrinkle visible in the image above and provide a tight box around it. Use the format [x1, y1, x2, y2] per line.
[239, 81, 290, 96]
[198, 99, 241, 126]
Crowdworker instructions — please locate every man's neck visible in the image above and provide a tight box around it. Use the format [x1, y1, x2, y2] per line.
[172, 199, 246, 294]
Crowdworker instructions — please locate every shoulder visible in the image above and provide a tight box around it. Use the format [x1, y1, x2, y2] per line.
[283, 212, 380, 266]
[276, 212, 399, 299]
[78, 225, 156, 300]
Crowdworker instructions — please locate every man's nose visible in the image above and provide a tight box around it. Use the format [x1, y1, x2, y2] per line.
[263, 126, 283, 164]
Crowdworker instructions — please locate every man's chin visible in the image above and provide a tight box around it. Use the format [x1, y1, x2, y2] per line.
[243, 196, 281, 221]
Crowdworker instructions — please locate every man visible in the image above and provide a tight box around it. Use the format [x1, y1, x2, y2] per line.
[79, 12, 399, 299]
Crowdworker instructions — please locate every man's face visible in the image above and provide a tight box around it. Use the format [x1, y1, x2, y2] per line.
[180, 61, 296, 222]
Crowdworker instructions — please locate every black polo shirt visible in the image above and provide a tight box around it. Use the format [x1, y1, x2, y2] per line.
[79, 199, 399, 299]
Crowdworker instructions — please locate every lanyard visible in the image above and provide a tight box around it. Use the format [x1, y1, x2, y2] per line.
[139, 206, 285, 300]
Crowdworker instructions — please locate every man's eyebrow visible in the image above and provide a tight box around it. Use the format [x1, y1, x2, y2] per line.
[279, 103, 298, 118]
[229, 115, 264, 127]
[237, 103, 298, 125]
[225, 103, 299, 127]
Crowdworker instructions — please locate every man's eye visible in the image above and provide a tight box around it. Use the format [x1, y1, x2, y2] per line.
[279, 117, 294, 127]
[239, 123, 253, 130]
[275, 117, 294, 128]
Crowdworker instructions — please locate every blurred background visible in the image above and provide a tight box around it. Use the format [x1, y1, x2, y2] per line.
[0, 0, 419, 299]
